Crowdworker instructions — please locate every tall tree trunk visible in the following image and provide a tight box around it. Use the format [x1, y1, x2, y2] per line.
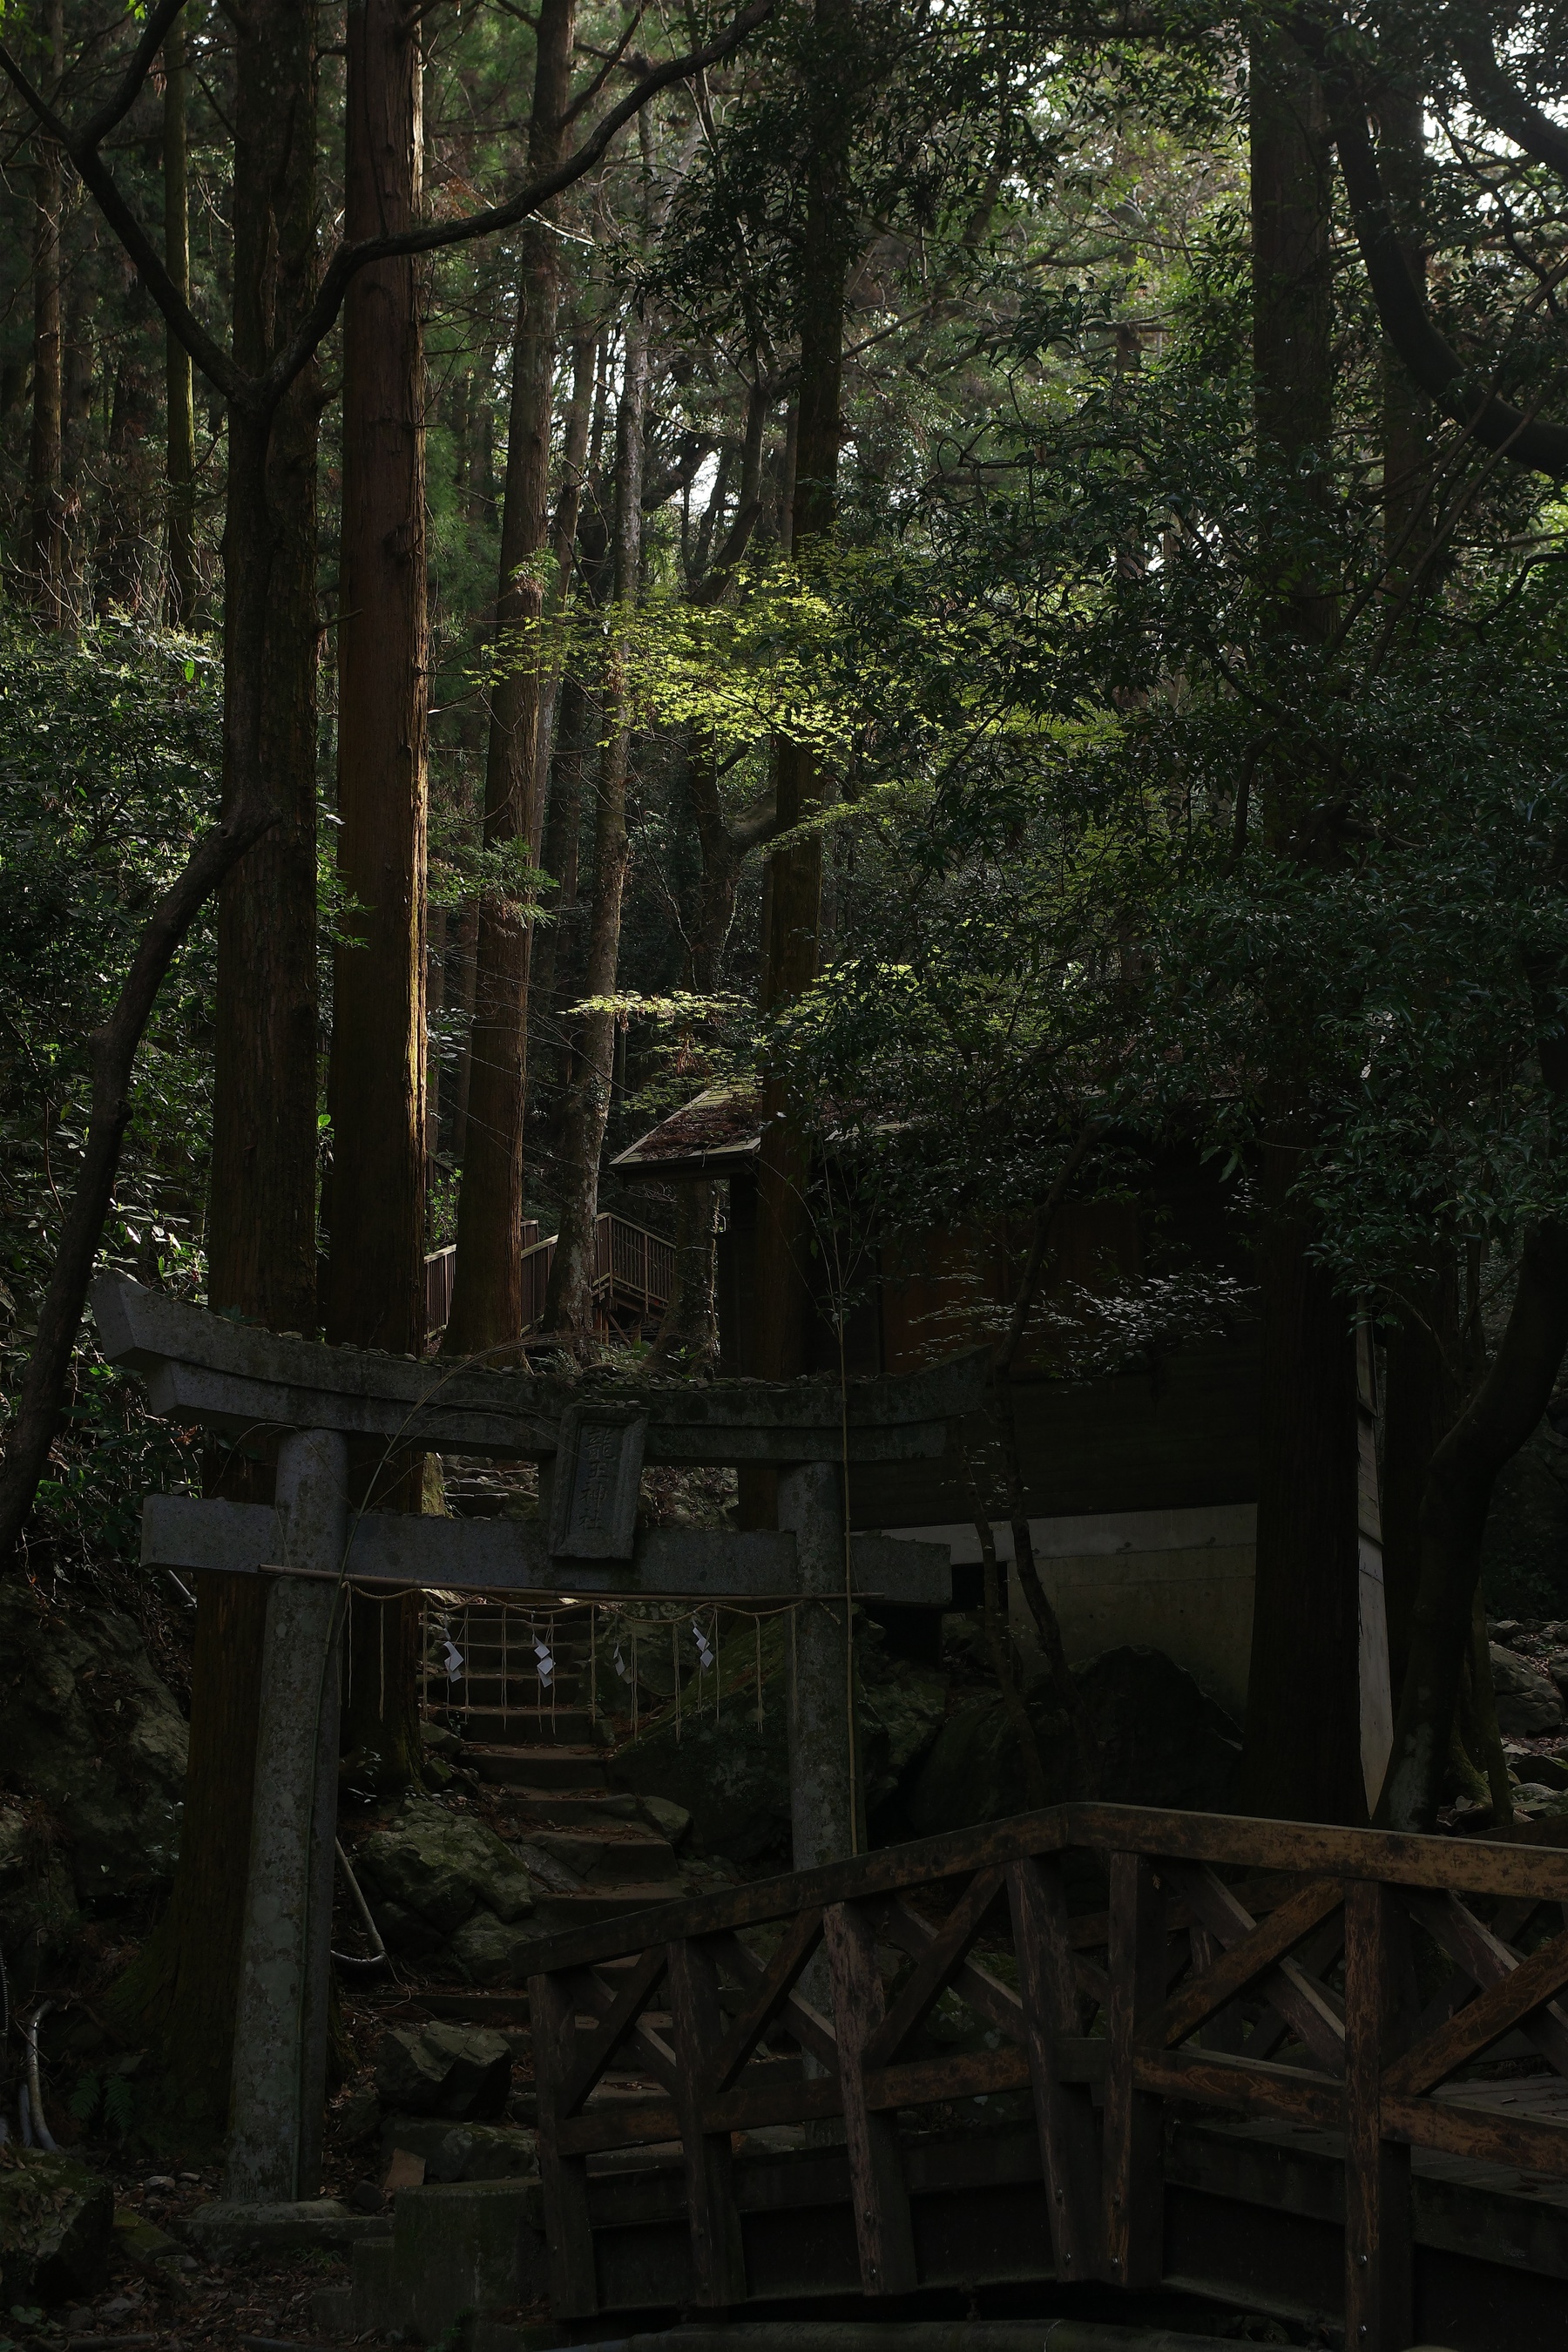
[1239, 29, 1365, 1823]
[1380, 1267, 1461, 1705]
[443, 0, 577, 1359]
[163, 6, 197, 626]
[542, 312, 650, 1342]
[105, 0, 323, 2146]
[96, 273, 159, 613]
[534, 325, 598, 774]
[753, 36, 848, 1399]
[1378, 75, 1429, 578]
[27, 0, 64, 625]
[327, 0, 429, 1782]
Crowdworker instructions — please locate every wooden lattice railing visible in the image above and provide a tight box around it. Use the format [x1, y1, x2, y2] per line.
[524, 1801, 1568, 2349]
[426, 1211, 672, 1337]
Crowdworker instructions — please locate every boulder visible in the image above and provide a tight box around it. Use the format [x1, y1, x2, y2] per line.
[0, 2152, 113, 2304]
[375, 2023, 513, 2119]
[354, 1797, 535, 1936]
[0, 1804, 81, 1962]
[0, 1580, 186, 1919]
[449, 1909, 537, 1987]
[608, 1610, 947, 1864]
[903, 1646, 1240, 1837]
[1490, 1644, 1566, 1737]
[379, 2117, 538, 2181]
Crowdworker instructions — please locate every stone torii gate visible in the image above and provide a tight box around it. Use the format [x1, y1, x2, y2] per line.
[90, 1274, 985, 2207]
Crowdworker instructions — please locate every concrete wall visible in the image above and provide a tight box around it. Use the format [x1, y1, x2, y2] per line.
[890, 1504, 1257, 1721]
[882, 1493, 1395, 1811]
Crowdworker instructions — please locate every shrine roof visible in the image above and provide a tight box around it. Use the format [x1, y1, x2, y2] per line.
[610, 1085, 763, 1179]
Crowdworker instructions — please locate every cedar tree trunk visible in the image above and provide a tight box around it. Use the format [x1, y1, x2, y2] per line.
[542, 311, 650, 1342]
[444, 0, 576, 1358]
[327, 0, 429, 1782]
[163, 7, 197, 625]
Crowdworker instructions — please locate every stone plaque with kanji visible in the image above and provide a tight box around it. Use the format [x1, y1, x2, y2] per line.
[548, 1404, 647, 1560]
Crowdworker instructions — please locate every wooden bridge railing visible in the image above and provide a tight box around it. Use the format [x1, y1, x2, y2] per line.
[425, 1212, 672, 1338]
[523, 1801, 1568, 2349]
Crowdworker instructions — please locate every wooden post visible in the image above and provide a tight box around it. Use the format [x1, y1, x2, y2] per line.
[226, 1428, 347, 2201]
[1344, 1878, 1413, 2351]
[666, 1936, 747, 2306]
[1103, 1849, 1165, 2291]
[1008, 1852, 1102, 2281]
[530, 1966, 598, 2316]
[824, 1899, 917, 2296]
[779, 1459, 854, 1869]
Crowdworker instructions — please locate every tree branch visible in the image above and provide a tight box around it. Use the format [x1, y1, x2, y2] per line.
[1454, 20, 1568, 186]
[2, 0, 774, 424]
[1304, 24, 1568, 478]
[257, 0, 774, 413]
[0, 794, 280, 1565]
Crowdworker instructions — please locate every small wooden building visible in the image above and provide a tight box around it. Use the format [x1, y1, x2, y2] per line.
[611, 1086, 1393, 1796]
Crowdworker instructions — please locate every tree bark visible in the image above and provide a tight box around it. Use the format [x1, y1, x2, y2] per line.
[27, 0, 64, 625]
[444, 0, 577, 1359]
[163, 5, 197, 625]
[1239, 30, 1366, 1824]
[542, 310, 651, 1342]
[1376, 75, 1429, 578]
[97, 268, 159, 613]
[327, 0, 429, 1783]
[1379, 1220, 1568, 1826]
[753, 21, 848, 1398]
[108, 0, 324, 2145]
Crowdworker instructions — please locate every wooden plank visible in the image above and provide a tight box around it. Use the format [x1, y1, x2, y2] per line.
[568, 1964, 680, 2091]
[876, 1896, 1027, 2044]
[1382, 2086, 1568, 2177]
[1132, 2045, 1342, 2130]
[1405, 1887, 1568, 2080]
[513, 1803, 1568, 1984]
[666, 1936, 747, 2308]
[558, 1947, 668, 2115]
[1009, 1853, 1103, 2285]
[707, 1910, 825, 2092]
[528, 1970, 598, 2316]
[865, 2044, 1032, 2108]
[862, 1868, 1007, 2069]
[1103, 1851, 1165, 2292]
[710, 1929, 840, 2072]
[1141, 1876, 1344, 2054]
[1158, 1858, 1345, 2075]
[824, 1900, 919, 2296]
[1385, 1918, 1568, 2099]
[1343, 1879, 1413, 2352]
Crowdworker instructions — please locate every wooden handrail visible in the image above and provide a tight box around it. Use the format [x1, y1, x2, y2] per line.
[524, 1799, 1568, 2342]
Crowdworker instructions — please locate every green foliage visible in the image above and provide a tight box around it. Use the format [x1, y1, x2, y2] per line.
[0, 618, 216, 1571]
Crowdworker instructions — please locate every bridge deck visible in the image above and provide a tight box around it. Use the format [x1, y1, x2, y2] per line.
[521, 1801, 1568, 2352]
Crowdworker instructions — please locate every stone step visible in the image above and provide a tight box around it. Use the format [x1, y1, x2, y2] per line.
[467, 1744, 608, 1790]
[439, 1673, 585, 1707]
[531, 1884, 682, 1929]
[495, 1787, 643, 1825]
[457, 1706, 597, 1743]
[527, 1828, 679, 1884]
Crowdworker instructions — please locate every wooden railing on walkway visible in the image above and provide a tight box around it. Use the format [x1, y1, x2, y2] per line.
[524, 1801, 1568, 2348]
[426, 1212, 672, 1338]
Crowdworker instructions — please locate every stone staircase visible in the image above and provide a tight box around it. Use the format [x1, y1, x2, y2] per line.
[444, 1603, 688, 1930]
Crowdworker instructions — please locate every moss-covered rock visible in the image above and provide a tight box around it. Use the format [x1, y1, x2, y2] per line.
[0, 1580, 186, 1923]
[374, 2023, 512, 2119]
[902, 1646, 1240, 1837]
[606, 1610, 948, 1862]
[0, 2151, 113, 2304]
[354, 1795, 534, 1937]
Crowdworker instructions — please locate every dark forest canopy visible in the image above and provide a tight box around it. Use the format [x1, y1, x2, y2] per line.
[4, 0, 1568, 1884]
